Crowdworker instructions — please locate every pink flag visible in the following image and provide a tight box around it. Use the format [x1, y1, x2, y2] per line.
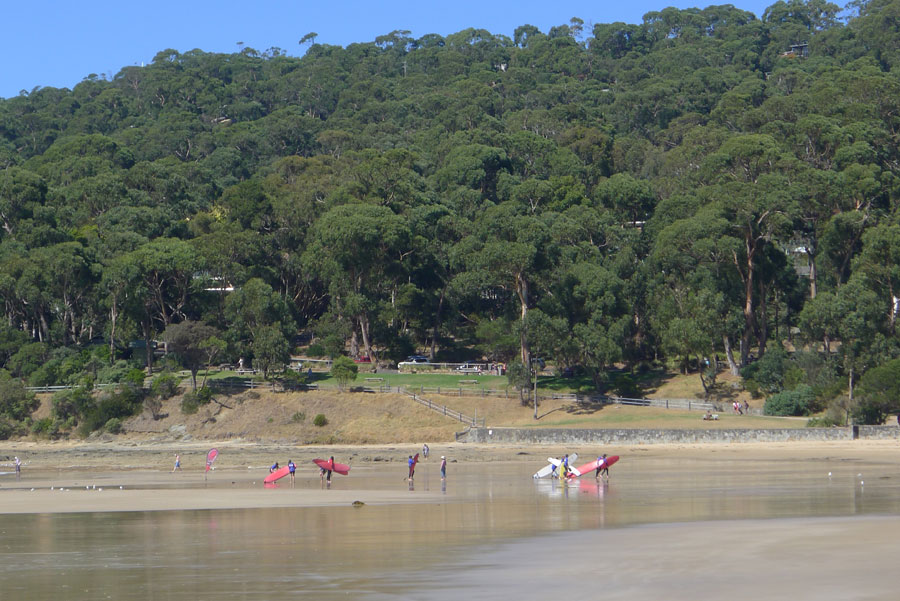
[206, 448, 219, 472]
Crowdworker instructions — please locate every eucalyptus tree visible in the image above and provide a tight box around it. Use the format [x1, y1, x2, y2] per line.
[302, 203, 410, 361]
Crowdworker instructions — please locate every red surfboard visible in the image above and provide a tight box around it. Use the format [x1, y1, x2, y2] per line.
[569, 455, 619, 478]
[313, 458, 350, 475]
[264, 465, 291, 483]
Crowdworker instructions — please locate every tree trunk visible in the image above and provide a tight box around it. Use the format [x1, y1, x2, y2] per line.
[359, 315, 373, 363]
[757, 281, 769, 359]
[430, 289, 445, 361]
[143, 318, 154, 374]
[807, 249, 817, 299]
[109, 301, 118, 366]
[350, 328, 359, 358]
[723, 335, 740, 376]
[516, 272, 530, 366]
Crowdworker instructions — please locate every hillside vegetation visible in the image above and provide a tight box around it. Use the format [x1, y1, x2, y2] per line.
[2, 1, 900, 440]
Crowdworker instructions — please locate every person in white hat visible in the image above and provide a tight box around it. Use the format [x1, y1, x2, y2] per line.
[440, 456, 446, 480]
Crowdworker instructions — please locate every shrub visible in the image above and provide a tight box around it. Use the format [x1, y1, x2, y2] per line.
[30, 417, 56, 438]
[280, 369, 307, 389]
[807, 416, 840, 428]
[741, 347, 788, 396]
[306, 343, 326, 358]
[181, 396, 199, 415]
[613, 374, 640, 398]
[150, 373, 179, 400]
[330, 356, 358, 391]
[764, 385, 815, 416]
[51, 387, 95, 422]
[104, 418, 122, 434]
[79, 386, 142, 434]
[313, 413, 328, 427]
[0, 376, 40, 421]
[181, 386, 213, 409]
[291, 411, 306, 423]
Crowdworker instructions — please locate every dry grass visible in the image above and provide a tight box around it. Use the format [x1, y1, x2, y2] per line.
[116, 383, 801, 445]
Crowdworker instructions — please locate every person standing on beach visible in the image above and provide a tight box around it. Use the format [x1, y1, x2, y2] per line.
[14, 456, 21, 478]
[173, 454, 181, 472]
[288, 459, 296, 483]
[422, 443, 429, 460]
[560, 454, 570, 479]
[326, 456, 334, 483]
[595, 454, 608, 479]
[440, 456, 447, 480]
[408, 455, 416, 480]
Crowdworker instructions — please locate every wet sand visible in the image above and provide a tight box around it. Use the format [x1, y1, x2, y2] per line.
[2, 439, 900, 600]
[1, 438, 899, 513]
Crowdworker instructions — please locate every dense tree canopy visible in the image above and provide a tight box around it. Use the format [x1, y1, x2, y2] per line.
[1, 1, 899, 423]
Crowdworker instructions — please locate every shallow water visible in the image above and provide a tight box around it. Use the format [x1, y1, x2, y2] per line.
[1, 455, 899, 600]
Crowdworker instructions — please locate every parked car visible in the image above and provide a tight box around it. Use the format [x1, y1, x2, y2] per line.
[354, 356, 372, 363]
[405, 355, 430, 364]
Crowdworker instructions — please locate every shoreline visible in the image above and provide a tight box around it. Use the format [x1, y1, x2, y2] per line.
[1, 438, 898, 515]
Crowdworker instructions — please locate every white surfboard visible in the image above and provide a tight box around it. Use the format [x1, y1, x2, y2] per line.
[533, 453, 577, 479]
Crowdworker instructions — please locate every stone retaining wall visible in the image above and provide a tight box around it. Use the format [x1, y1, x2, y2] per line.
[463, 425, 900, 445]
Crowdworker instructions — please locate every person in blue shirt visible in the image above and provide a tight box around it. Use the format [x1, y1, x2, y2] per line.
[269, 462, 280, 473]
[288, 460, 296, 483]
[408, 455, 416, 480]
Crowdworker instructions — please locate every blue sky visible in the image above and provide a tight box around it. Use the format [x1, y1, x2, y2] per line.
[2, 0, 776, 99]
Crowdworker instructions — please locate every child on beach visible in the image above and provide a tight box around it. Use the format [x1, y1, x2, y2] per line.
[440, 456, 446, 480]
[173, 454, 181, 472]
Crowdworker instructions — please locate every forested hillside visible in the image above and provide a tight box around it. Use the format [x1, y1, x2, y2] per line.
[1, 0, 899, 433]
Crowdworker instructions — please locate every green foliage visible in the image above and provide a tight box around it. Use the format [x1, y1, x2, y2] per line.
[330, 356, 358, 391]
[506, 360, 533, 404]
[78, 386, 142, 435]
[764, 384, 816, 416]
[0, 10, 899, 408]
[181, 396, 200, 415]
[613, 374, 640, 399]
[51, 386, 95, 422]
[306, 344, 326, 358]
[291, 411, 306, 423]
[741, 347, 789, 397]
[0, 374, 39, 422]
[104, 418, 123, 434]
[149, 373, 179, 400]
[852, 358, 900, 425]
[30, 417, 57, 438]
[313, 413, 328, 427]
[280, 369, 307, 389]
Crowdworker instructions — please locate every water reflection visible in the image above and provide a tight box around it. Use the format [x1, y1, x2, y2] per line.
[2, 456, 900, 600]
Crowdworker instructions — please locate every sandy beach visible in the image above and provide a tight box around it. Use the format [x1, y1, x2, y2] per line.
[2, 438, 898, 514]
[3, 438, 900, 600]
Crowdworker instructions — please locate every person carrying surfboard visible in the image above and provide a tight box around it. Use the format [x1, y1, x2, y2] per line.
[326, 456, 334, 483]
[269, 462, 280, 473]
[408, 454, 418, 480]
[595, 454, 608, 479]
